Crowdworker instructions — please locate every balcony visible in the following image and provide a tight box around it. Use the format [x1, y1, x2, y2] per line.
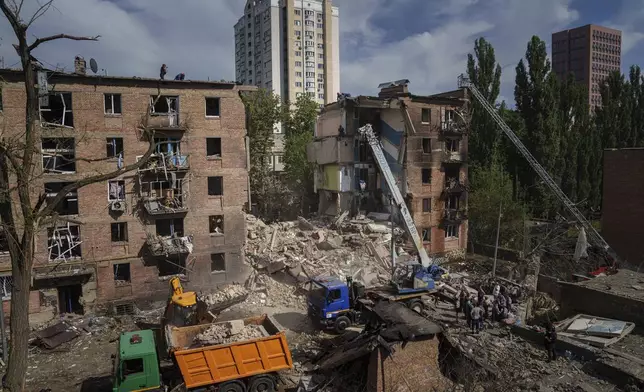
[146, 234, 193, 256]
[138, 153, 190, 173]
[439, 119, 468, 137]
[443, 178, 467, 195]
[441, 150, 465, 163]
[143, 193, 188, 215]
[442, 208, 467, 224]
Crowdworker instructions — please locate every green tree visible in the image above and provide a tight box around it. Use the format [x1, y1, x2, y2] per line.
[241, 88, 284, 220]
[468, 150, 527, 249]
[466, 37, 502, 167]
[629, 66, 644, 146]
[514, 36, 561, 217]
[498, 102, 527, 200]
[282, 94, 319, 215]
[596, 71, 634, 148]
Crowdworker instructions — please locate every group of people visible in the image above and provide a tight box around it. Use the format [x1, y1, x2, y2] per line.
[454, 283, 519, 334]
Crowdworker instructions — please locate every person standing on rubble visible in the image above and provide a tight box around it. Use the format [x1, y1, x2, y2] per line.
[454, 290, 462, 322]
[464, 296, 474, 329]
[544, 322, 557, 361]
[477, 286, 485, 306]
[470, 302, 483, 333]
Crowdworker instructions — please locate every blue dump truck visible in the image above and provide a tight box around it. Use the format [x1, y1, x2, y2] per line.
[307, 262, 447, 333]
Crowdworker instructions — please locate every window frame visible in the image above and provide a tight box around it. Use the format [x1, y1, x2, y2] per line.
[421, 108, 430, 124]
[445, 224, 460, 239]
[422, 198, 431, 213]
[104, 93, 122, 115]
[110, 222, 128, 243]
[421, 168, 431, 185]
[205, 97, 221, 118]
[210, 253, 226, 274]
[207, 176, 224, 196]
[106, 137, 124, 159]
[108, 180, 126, 201]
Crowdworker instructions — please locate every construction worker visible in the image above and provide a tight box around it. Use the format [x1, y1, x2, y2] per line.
[544, 322, 557, 361]
[470, 302, 483, 333]
[464, 296, 473, 329]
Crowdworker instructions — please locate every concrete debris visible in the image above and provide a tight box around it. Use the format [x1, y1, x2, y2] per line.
[199, 284, 248, 307]
[195, 322, 265, 346]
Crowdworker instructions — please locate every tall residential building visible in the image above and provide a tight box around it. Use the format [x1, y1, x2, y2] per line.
[234, 0, 340, 170]
[307, 81, 469, 255]
[0, 59, 252, 324]
[552, 24, 622, 108]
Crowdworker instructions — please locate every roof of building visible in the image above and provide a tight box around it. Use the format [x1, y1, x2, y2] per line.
[0, 68, 257, 91]
[575, 269, 644, 302]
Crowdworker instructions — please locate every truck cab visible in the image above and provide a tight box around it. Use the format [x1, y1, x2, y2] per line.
[306, 277, 355, 332]
[113, 330, 162, 392]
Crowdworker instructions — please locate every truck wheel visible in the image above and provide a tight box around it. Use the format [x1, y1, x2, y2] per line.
[408, 300, 424, 314]
[335, 316, 351, 333]
[219, 380, 246, 392]
[248, 375, 276, 392]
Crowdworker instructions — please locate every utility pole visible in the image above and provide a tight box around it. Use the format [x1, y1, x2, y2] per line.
[492, 200, 503, 277]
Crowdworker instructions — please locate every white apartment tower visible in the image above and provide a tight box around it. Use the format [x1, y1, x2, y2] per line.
[235, 0, 340, 105]
[234, 0, 340, 171]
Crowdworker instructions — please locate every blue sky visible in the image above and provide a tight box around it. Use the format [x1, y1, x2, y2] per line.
[0, 0, 642, 105]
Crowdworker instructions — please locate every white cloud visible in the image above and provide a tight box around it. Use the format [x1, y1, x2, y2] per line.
[0, 0, 642, 105]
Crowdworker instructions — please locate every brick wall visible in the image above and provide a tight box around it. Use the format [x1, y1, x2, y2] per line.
[602, 149, 644, 267]
[404, 98, 468, 254]
[0, 71, 252, 310]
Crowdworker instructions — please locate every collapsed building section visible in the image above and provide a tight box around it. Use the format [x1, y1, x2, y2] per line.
[307, 80, 469, 255]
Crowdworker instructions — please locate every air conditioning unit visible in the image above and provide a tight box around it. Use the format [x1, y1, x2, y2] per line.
[110, 200, 126, 212]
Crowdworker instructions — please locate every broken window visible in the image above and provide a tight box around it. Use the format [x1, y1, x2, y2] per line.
[446, 139, 460, 153]
[0, 276, 11, 298]
[422, 198, 431, 213]
[157, 255, 186, 276]
[150, 95, 178, 114]
[106, 137, 124, 158]
[446, 195, 459, 210]
[206, 138, 222, 157]
[48, 224, 82, 261]
[205, 97, 221, 117]
[211, 253, 226, 273]
[209, 215, 224, 235]
[111, 222, 128, 242]
[40, 92, 74, 127]
[422, 228, 431, 243]
[421, 108, 430, 124]
[44, 182, 79, 215]
[444, 109, 455, 122]
[42, 138, 76, 174]
[422, 138, 431, 154]
[108, 180, 126, 201]
[113, 263, 131, 284]
[421, 168, 431, 184]
[445, 224, 459, 239]
[208, 176, 223, 196]
[155, 218, 184, 237]
[104, 93, 122, 115]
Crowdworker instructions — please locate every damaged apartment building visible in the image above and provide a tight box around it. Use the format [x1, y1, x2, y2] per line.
[0, 58, 252, 323]
[307, 80, 469, 254]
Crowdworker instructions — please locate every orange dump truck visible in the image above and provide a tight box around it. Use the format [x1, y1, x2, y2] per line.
[112, 315, 293, 392]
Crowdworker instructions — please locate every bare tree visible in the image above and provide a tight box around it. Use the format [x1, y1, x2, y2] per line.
[0, 2, 158, 390]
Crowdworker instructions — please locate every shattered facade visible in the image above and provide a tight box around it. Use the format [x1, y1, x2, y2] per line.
[307, 80, 469, 255]
[0, 67, 252, 323]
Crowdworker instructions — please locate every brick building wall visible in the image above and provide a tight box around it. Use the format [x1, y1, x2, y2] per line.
[0, 70, 252, 319]
[403, 95, 468, 255]
[601, 148, 644, 267]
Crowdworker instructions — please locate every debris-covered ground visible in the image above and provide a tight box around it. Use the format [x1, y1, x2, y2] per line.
[15, 214, 643, 391]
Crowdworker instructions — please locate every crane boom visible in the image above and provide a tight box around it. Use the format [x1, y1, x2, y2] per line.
[357, 124, 432, 267]
[457, 74, 617, 260]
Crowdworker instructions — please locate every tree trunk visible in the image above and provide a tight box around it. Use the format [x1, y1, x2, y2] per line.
[5, 245, 32, 391]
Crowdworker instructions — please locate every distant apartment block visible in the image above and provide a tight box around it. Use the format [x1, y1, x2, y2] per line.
[0, 59, 252, 323]
[552, 24, 622, 108]
[307, 81, 469, 255]
[234, 0, 340, 171]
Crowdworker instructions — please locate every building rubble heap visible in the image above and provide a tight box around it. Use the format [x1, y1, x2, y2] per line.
[199, 284, 248, 307]
[194, 321, 265, 346]
[244, 214, 402, 308]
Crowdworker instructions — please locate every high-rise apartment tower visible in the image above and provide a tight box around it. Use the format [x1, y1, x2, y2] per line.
[552, 24, 622, 108]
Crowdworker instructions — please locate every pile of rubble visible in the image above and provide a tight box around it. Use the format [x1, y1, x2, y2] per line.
[194, 320, 265, 346]
[200, 284, 248, 307]
[244, 214, 401, 309]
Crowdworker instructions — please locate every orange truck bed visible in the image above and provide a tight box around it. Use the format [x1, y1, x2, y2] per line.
[167, 314, 293, 389]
